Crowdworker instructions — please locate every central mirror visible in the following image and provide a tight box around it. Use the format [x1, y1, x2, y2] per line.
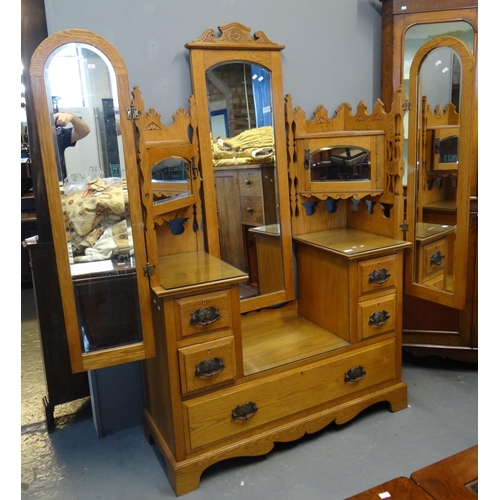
[186, 23, 295, 312]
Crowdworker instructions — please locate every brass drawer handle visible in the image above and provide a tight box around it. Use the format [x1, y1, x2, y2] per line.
[430, 251, 445, 266]
[368, 310, 390, 327]
[190, 306, 220, 327]
[231, 402, 258, 421]
[246, 207, 253, 213]
[244, 179, 251, 185]
[344, 366, 366, 383]
[368, 267, 391, 285]
[195, 357, 225, 377]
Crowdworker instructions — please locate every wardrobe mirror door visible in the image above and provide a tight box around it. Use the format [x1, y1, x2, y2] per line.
[31, 30, 154, 372]
[406, 36, 475, 310]
[186, 23, 295, 312]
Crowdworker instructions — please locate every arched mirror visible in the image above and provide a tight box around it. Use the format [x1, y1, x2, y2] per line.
[401, 21, 475, 186]
[405, 36, 475, 309]
[186, 23, 295, 313]
[30, 30, 154, 372]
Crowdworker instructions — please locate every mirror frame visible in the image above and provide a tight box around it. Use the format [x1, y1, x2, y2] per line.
[405, 35, 475, 309]
[30, 29, 155, 372]
[185, 23, 295, 313]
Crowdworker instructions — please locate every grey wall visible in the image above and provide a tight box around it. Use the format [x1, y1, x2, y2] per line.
[44, 0, 383, 122]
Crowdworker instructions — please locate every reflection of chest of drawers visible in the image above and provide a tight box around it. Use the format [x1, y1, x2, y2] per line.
[415, 222, 455, 290]
[214, 164, 278, 274]
[215, 164, 277, 226]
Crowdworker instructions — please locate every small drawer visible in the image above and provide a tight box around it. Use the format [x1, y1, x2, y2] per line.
[423, 272, 445, 290]
[182, 338, 396, 451]
[421, 238, 447, 278]
[178, 336, 236, 397]
[358, 254, 398, 296]
[175, 289, 232, 339]
[240, 196, 264, 225]
[238, 170, 262, 196]
[358, 293, 396, 339]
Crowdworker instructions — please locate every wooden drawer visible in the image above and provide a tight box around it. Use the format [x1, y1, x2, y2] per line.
[358, 254, 398, 296]
[423, 272, 445, 290]
[421, 238, 447, 279]
[238, 169, 262, 196]
[240, 196, 264, 225]
[175, 289, 232, 339]
[182, 338, 396, 451]
[358, 293, 396, 340]
[178, 336, 236, 397]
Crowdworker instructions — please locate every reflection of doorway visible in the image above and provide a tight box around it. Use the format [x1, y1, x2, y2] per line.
[210, 109, 229, 138]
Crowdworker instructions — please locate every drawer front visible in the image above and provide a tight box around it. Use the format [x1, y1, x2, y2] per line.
[238, 170, 262, 196]
[240, 196, 264, 225]
[358, 254, 398, 296]
[175, 289, 232, 339]
[423, 272, 445, 290]
[178, 336, 236, 397]
[422, 238, 447, 278]
[358, 293, 396, 340]
[183, 338, 396, 451]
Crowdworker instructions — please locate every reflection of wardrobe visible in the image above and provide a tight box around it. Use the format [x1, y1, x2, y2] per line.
[380, 0, 478, 361]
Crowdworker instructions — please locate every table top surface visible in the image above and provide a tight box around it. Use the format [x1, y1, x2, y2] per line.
[411, 445, 478, 500]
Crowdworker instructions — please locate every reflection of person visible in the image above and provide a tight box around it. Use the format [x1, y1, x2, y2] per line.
[55, 112, 90, 179]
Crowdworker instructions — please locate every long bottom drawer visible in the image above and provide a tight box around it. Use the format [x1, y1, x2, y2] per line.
[182, 338, 396, 451]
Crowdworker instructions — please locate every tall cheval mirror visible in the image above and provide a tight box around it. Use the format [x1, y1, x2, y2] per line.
[186, 23, 295, 313]
[405, 36, 475, 309]
[30, 30, 154, 372]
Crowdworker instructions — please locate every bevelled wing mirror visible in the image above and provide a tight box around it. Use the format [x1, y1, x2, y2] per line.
[30, 30, 154, 372]
[405, 36, 475, 309]
[185, 23, 295, 313]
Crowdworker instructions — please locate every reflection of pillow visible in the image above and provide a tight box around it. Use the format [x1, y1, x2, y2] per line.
[251, 147, 274, 161]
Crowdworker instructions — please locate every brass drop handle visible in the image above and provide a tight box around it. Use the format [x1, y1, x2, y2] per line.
[369, 310, 390, 327]
[190, 306, 220, 326]
[430, 251, 445, 266]
[245, 179, 251, 185]
[246, 207, 253, 213]
[368, 267, 391, 285]
[195, 357, 224, 377]
[231, 402, 258, 421]
[344, 366, 366, 383]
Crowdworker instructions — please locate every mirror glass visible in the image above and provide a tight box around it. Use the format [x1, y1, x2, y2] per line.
[207, 62, 283, 299]
[402, 21, 474, 185]
[151, 156, 191, 205]
[411, 46, 461, 293]
[309, 145, 371, 182]
[44, 43, 142, 352]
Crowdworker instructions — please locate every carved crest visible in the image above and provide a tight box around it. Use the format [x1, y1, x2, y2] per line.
[186, 22, 285, 50]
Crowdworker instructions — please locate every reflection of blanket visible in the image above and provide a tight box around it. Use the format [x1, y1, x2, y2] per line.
[212, 126, 275, 167]
[62, 178, 127, 237]
[73, 219, 133, 262]
[61, 177, 131, 263]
